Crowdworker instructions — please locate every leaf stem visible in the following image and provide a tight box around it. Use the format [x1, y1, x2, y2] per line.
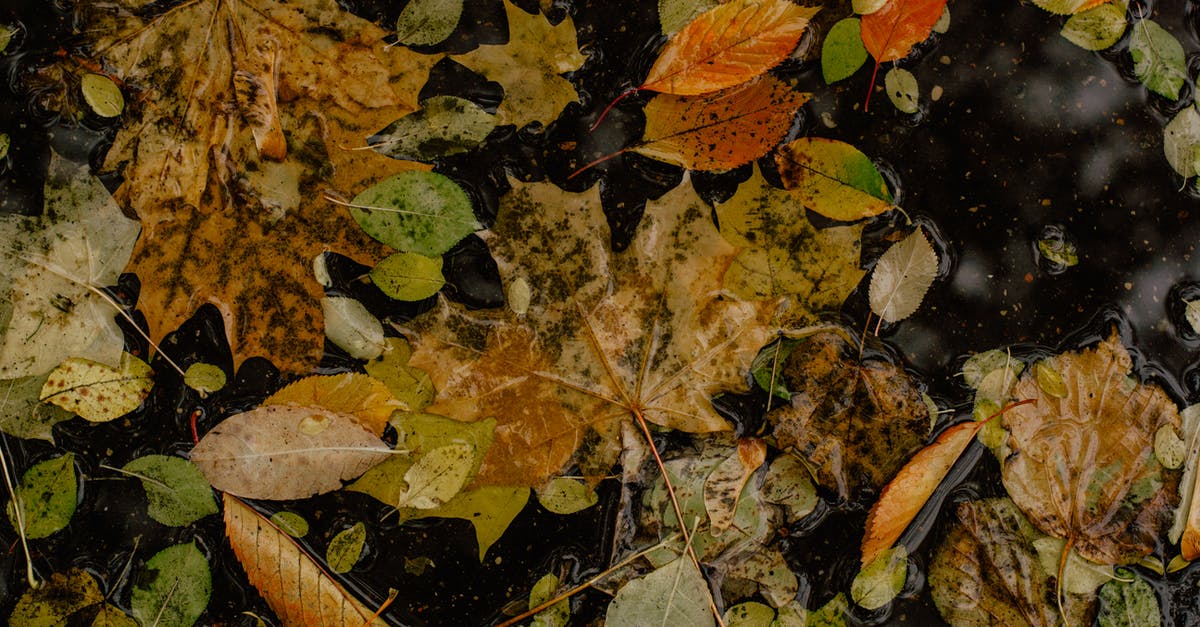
[590, 86, 642, 132]
[0, 438, 38, 589]
[566, 148, 629, 180]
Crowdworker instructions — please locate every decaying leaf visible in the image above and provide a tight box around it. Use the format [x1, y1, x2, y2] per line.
[1174, 405, 1200, 559]
[8, 567, 103, 625]
[0, 375, 75, 442]
[703, 438, 766, 534]
[775, 137, 893, 222]
[1096, 569, 1162, 627]
[84, 0, 438, 373]
[451, 0, 585, 127]
[394, 0, 464, 46]
[632, 76, 810, 171]
[851, 545, 908, 610]
[224, 495, 385, 625]
[39, 352, 154, 423]
[1060, 2, 1127, 51]
[640, 0, 817, 95]
[364, 337, 436, 411]
[395, 442, 475, 509]
[404, 178, 778, 487]
[190, 405, 394, 500]
[766, 329, 930, 499]
[264, 373, 404, 437]
[368, 95, 495, 162]
[1002, 331, 1182, 565]
[7, 453, 76, 539]
[868, 228, 938, 323]
[605, 555, 716, 627]
[1129, 19, 1186, 101]
[130, 541, 211, 627]
[326, 522, 367, 574]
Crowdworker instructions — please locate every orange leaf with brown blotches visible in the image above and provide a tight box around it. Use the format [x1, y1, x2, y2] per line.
[223, 494, 386, 626]
[264, 373, 404, 436]
[862, 420, 981, 567]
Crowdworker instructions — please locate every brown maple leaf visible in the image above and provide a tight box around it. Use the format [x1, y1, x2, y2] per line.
[81, 0, 438, 373]
[403, 178, 779, 488]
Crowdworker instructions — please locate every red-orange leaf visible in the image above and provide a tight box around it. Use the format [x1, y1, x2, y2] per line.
[630, 76, 810, 171]
[642, 0, 819, 95]
[862, 420, 982, 567]
[860, 0, 946, 108]
[224, 495, 385, 625]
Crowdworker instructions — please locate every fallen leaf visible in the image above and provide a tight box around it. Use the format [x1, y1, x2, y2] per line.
[347, 171, 480, 257]
[39, 352, 154, 423]
[397, 486, 530, 560]
[6, 453, 76, 539]
[190, 405, 394, 500]
[368, 95, 496, 162]
[1174, 405, 1200, 558]
[322, 296, 388, 361]
[1096, 569, 1162, 627]
[184, 362, 227, 397]
[224, 494, 385, 625]
[884, 67, 919, 113]
[640, 0, 817, 95]
[1034, 0, 1117, 14]
[8, 568, 102, 625]
[868, 227, 938, 323]
[370, 252, 446, 301]
[605, 555, 716, 627]
[536, 477, 600, 514]
[404, 178, 778, 487]
[659, 0, 718, 35]
[0, 375, 74, 443]
[80, 73, 123, 118]
[326, 522, 366, 574]
[822, 17, 869, 84]
[631, 76, 810, 171]
[130, 541, 211, 627]
[1129, 19, 1186, 100]
[851, 546, 908, 610]
[451, 0, 585, 127]
[724, 601, 775, 625]
[860, 0, 947, 106]
[760, 453, 818, 522]
[270, 511, 310, 538]
[1060, 2, 1128, 51]
[0, 153, 140, 379]
[775, 137, 893, 221]
[703, 437, 766, 534]
[363, 337, 436, 411]
[528, 572, 570, 626]
[91, 603, 138, 627]
[121, 454, 219, 527]
[766, 329, 930, 499]
[264, 373, 404, 437]
[1163, 106, 1200, 179]
[1002, 331, 1182, 565]
[395, 442, 475, 509]
[395, 0, 464, 46]
[85, 0, 437, 373]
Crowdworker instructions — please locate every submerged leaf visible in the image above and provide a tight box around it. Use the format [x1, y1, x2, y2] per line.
[39, 352, 154, 423]
[394, 0, 463, 46]
[851, 546, 908, 610]
[322, 296, 387, 361]
[368, 95, 494, 162]
[131, 542, 211, 627]
[775, 137, 892, 221]
[605, 556, 715, 627]
[868, 228, 938, 323]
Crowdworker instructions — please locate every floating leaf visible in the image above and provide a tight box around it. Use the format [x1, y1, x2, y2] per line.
[1155, 424, 1187, 469]
[750, 338, 800, 400]
[270, 511, 309, 537]
[640, 0, 817, 95]
[536, 477, 599, 514]
[1097, 569, 1162, 627]
[0, 24, 12, 53]
[326, 522, 367, 574]
[1175, 405, 1200, 558]
[80, 73, 123, 118]
[1034, 0, 1118, 15]
[451, 0, 585, 127]
[7, 453, 76, 539]
[853, 0, 887, 15]
[191, 405, 394, 500]
[659, 0, 717, 34]
[1129, 19, 1186, 100]
[884, 67, 919, 113]
[370, 252, 446, 301]
[775, 137, 892, 221]
[724, 601, 775, 626]
[605, 556, 715, 627]
[184, 363, 227, 396]
[529, 573, 570, 627]
[0, 133, 8, 160]
[861, 0, 947, 66]
[122, 455, 218, 527]
[39, 352, 154, 423]
[364, 337, 435, 411]
[851, 546, 908, 610]
[1061, 2, 1127, 51]
[368, 95, 495, 162]
[1164, 106, 1200, 179]
[632, 76, 810, 171]
[9, 567, 102, 625]
[869, 228, 938, 323]
[264, 373, 403, 437]
[395, 442, 475, 509]
[394, 0, 463, 46]
[224, 495, 385, 625]
[322, 296, 388, 361]
[0, 375, 74, 442]
[131, 542, 211, 627]
[348, 171, 479, 257]
[822, 18, 868, 84]
[961, 349, 1014, 389]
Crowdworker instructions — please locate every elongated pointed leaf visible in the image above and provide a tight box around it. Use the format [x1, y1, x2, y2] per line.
[869, 228, 938, 323]
[861, 0, 947, 64]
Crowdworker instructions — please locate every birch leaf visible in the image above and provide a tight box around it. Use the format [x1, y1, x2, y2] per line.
[6, 453, 76, 539]
[395, 442, 475, 509]
[130, 542, 211, 627]
[326, 522, 367, 574]
[264, 373, 403, 437]
[1129, 19, 1186, 100]
[122, 455, 219, 527]
[368, 95, 495, 162]
[394, 0, 464, 46]
[869, 228, 938, 323]
[224, 495, 385, 625]
[605, 556, 716, 627]
[39, 352, 154, 423]
[190, 405, 393, 500]
[775, 137, 893, 221]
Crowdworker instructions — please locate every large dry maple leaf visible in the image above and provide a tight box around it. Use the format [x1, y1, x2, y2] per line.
[404, 178, 779, 488]
[81, 0, 437, 373]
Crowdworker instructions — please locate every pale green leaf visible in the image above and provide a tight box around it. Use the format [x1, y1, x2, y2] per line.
[805, 593, 848, 626]
[395, 0, 464, 46]
[724, 601, 775, 627]
[121, 455, 218, 527]
[322, 296, 387, 360]
[1098, 569, 1162, 627]
[348, 170, 479, 257]
[1155, 424, 1187, 469]
[961, 349, 1013, 389]
[822, 18, 868, 84]
[868, 228, 938, 323]
[80, 73, 124, 118]
[760, 454, 818, 522]
[536, 477, 598, 514]
[1032, 536, 1113, 596]
[851, 545, 907, 610]
[529, 573, 570, 627]
[0, 24, 14, 54]
[370, 252, 446, 301]
[269, 511, 309, 537]
[7, 453, 76, 539]
[39, 352, 154, 422]
[326, 522, 366, 574]
[1164, 107, 1200, 179]
[884, 67, 919, 114]
[396, 442, 475, 509]
[1130, 19, 1186, 100]
[184, 363, 226, 396]
[605, 556, 715, 627]
[0, 375, 74, 442]
[131, 542, 211, 627]
[369, 95, 494, 161]
[1061, 2, 1127, 51]
[364, 338, 435, 411]
[9, 567, 102, 625]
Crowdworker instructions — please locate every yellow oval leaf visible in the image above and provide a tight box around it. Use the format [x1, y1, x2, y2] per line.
[80, 73, 124, 118]
[39, 353, 153, 422]
[775, 137, 893, 221]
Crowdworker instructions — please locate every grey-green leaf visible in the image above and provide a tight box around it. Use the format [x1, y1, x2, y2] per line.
[0, 375, 74, 442]
[395, 0, 464, 47]
[122, 455, 218, 527]
[7, 453, 76, 539]
[1129, 19, 1186, 100]
[326, 522, 367, 574]
[348, 171, 480, 257]
[370, 251, 446, 301]
[369, 95, 495, 162]
[131, 542, 211, 627]
[605, 556, 715, 627]
[884, 67, 919, 114]
[1097, 569, 1162, 627]
[1061, 2, 1127, 51]
[751, 338, 799, 399]
[822, 18, 868, 84]
[1164, 106, 1200, 179]
[270, 511, 309, 537]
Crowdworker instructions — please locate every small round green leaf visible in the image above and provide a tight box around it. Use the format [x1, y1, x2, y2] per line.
[80, 73, 124, 118]
[368, 95, 496, 162]
[270, 511, 309, 537]
[536, 477, 599, 514]
[851, 545, 908, 610]
[184, 363, 226, 396]
[131, 542, 211, 627]
[348, 171, 480, 257]
[1164, 107, 1200, 179]
[9, 567, 102, 625]
[822, 18, 868, 84]
[326, 522, 367, 574]
[1061, 2, 1126, 51]
[884, 67, 919, 114]
[122, 455, 218, 527]
[370, 251, 446, 301]
[7, 453, 76, 539]
[395, 0, 464, 46]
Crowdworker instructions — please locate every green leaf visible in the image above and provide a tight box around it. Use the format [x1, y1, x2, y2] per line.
[364, 337, 436, 411]
[529, 573, 570, 627]
[397, 486, 530, 560]
[9, 567, 102, 625]
[0, 375, 74, 442]
[0, 132, 8, 160]
[370, 252, 446, 301]
[326, 522, 367, 574]
[760, 454, 818, 523]
[269, 511, 309, 537]
[80, 73, 124, 118]
[395, 0, 464, 46]
[1098, 569, 1161, 627]
[1164, 106, 1200, 179]
[396, 442, 476, 509]
[724, 601, 775, 626]
[7, 453, 76, 539]
[775, 137, 892, 222]
[183, 363, 226, 396]
[131, 542, 211, 627]
[961, 349, 1015, 389]
[121, 455, 218, 527]
[369, 95, 495, 162]
[884, 67, 919, 114]
[868, 228, 938, 323]
[1033, 361, 1067, 398]
[348, 171, 480, 257]
[822, 18, 868, 84]
[851, 545, 907, 610]
[806, 593, 849, 626]
[39, 352, 154, 422]
[606, 556, 715, 627]
[1061, 2, 1127, 51]
[1129, 19, 1186, 100]
[321, 296, 387, 360]
[751, 338, 799, 399]
[0, 24, 14, 54]
[535, 477, 599, 514]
